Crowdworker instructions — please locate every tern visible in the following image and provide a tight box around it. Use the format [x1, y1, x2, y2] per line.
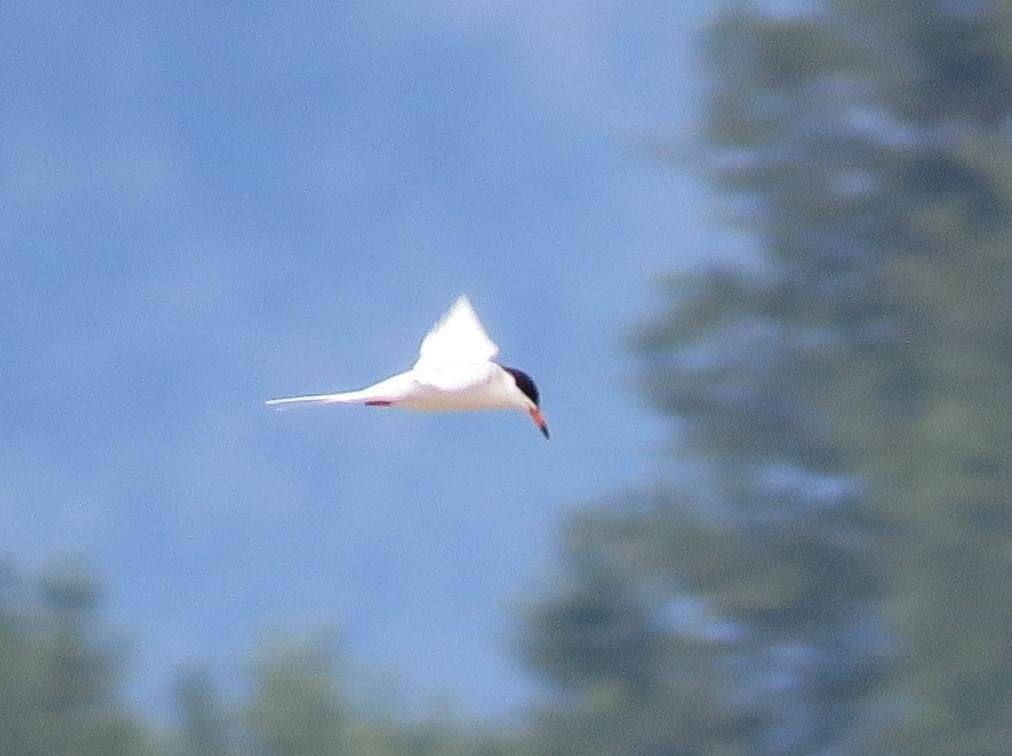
[266, 295, 549, 438]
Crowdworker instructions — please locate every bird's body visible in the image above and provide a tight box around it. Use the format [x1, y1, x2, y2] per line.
[268, 363, 513, 411]
[266, 295, 549, 438]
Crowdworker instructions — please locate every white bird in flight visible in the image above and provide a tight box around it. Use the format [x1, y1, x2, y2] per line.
[266, 295, 549, 439]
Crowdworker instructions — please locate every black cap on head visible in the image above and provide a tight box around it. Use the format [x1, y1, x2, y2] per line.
[502, 366, 540, 406]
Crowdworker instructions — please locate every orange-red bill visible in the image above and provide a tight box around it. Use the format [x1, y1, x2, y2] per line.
[530, 408, 550, 439]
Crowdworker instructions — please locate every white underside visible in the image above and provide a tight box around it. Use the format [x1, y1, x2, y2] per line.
[265, 362, 525, 413]
[266, 295, 535, 416]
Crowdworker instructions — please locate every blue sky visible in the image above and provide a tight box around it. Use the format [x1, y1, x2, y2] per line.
[2, 1, 715, 718]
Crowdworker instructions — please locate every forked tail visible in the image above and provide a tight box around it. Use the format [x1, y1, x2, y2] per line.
[264, 390, 368, 409]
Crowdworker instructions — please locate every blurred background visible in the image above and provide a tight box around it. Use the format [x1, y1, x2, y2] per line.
[4, 1, 1012, 754]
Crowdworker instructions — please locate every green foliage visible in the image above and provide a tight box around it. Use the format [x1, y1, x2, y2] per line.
[0, 559, 157, 756]
[246, 639, 346, 755]
[239, 637, 527, 755]
[0, 561, 522, 756]
[522, 1, 1012, 753]
[173, 666, 231, 756]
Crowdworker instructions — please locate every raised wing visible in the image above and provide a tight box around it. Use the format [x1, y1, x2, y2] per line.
[413, 295, 500, 370]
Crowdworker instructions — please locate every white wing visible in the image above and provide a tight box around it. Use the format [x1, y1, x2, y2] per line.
[413, 295, 500, 370]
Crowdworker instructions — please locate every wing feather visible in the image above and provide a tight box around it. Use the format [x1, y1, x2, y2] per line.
[413, 295, 499, 369]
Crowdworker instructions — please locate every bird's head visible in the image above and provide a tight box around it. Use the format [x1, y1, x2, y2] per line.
[501, 366, 549, 439]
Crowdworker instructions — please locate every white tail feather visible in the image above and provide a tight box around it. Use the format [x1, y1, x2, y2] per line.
[265, 390, 367, 408]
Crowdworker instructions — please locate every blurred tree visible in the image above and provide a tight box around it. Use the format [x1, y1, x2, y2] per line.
[173, 665, 231, 756]
[242, 636, 524, 756]
[0, 557, 524, 756]
[523, 1, 1012, 753]
[246, 639, 346, 755]
[0, 559, 157, 756]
